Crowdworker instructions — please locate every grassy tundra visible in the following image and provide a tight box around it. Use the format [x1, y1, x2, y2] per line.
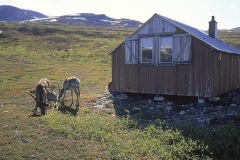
[0, 22, 240, 159]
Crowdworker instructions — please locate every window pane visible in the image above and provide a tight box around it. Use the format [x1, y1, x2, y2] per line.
[141, 38, 153, 63]
[128, 42, 132, 62]
[130, 41, 135, 62]
[125, 40, 131, 63]
[160, 37, 173, 63]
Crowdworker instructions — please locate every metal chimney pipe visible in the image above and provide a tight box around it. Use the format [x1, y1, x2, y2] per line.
[209, 16, 217, 38]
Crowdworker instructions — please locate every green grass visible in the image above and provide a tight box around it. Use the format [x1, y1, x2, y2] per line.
[0, 23, 130, 63]
[39, 110, 211, 159]
[0, 22, 129, 100]
[218, 32, 240, 49]
[0, 22, 240, 159]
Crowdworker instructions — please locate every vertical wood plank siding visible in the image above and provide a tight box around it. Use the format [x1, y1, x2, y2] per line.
[130, 16, 176, 39]
[112, 31, 240, 98]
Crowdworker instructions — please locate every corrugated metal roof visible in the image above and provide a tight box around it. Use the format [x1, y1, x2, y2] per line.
[157, 14, 240, 54]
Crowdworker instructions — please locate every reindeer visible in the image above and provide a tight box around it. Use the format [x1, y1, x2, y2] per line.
[56, 77, 80, 107]
[25, 78, 58, 115]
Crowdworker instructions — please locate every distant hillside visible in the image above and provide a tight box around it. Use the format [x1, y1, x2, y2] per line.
[25, 13, 143, 28]
[0, 5, 47, 22]
[219, 27, 240, 33]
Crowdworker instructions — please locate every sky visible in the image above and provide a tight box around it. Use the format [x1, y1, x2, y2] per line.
[0, 0, 239, 30]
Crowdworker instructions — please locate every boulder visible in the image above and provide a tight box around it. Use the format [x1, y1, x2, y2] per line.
[154, 95, 165, 102]
[116, 94, 128, 100]
[180, 111, 186, 115]
[165, 106, 172, 112]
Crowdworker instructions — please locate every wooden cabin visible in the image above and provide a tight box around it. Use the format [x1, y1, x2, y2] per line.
[110, 14, 240, 98]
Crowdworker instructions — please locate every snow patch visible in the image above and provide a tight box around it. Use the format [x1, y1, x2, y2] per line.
[72, 17, 87, 21]
[66, 17, 87, 21]
[100, 19, 119, 23]
[121, 23, 129, 27]
[29, 17, 53, 21]
[49, 19, 57, 22]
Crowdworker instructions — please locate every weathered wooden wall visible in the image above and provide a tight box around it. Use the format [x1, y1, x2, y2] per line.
[112, 33, 240, 98]
[212, 50, 240, 97]
[129, 15, 176, 39]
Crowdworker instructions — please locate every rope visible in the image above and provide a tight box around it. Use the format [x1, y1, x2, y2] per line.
[38, 121, 53, 131]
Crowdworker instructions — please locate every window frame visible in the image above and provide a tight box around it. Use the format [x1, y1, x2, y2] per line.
[159, 36, 173, 64]
[124, 33, 191, 66]
[139, 37, 154, 64]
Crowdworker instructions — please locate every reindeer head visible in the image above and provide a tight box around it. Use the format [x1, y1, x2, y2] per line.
[37, 101, 50, 115]
[48, 91, 58, 102]
[54, 81, 64, 101]
[24, 90, 50, 115]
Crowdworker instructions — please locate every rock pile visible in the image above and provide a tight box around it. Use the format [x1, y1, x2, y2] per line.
[93, 90, 240, 126]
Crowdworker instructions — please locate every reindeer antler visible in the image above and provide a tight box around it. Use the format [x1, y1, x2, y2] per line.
[54, 81, 60, 90]
[24, 90, 39, 103]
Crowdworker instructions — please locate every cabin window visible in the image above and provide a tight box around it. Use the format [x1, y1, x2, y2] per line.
[124, 33, 191, 65]
[159, 36, 173, 63]
[140, 37, 153, 64]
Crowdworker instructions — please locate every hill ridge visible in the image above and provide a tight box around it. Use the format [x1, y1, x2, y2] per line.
[0, 5, 47, 22]
[26, 12, 142, 28]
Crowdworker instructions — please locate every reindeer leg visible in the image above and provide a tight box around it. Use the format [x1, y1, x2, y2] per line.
[52, 101, 58, 112]
[71, 89, 74, 104]
[78, 86, 80, 99]
[32, 105, 38, 113]
[74, 88, 80, 107]
[78, 86, 80, 106]
[62, 89, 66, 102]
[54, 101, 58, 110]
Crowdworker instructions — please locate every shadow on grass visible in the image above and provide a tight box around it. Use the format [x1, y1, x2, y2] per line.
[112, 93, 240, 160]
[30, 113, 42, 117]
[58, 101, 79, 116]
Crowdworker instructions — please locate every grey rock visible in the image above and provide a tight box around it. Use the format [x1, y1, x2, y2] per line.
[198, 97, 205, 103]
[230, 104, 238, 107]
[148, 99, 152, 103]
[165, 106, 172, 112]
[116, 94, 128, 100]
[133, 107, 141, 111]
[210, 97, 221, 101]
[180, 111, 186, 115]
[189, 103, 194, 107]
[2, 124, 8, 128]
[156, 105, 163, 108]
[31, 155, 36, 158]
[217, 105, 223, 109]
[154, 95, 165, 102]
